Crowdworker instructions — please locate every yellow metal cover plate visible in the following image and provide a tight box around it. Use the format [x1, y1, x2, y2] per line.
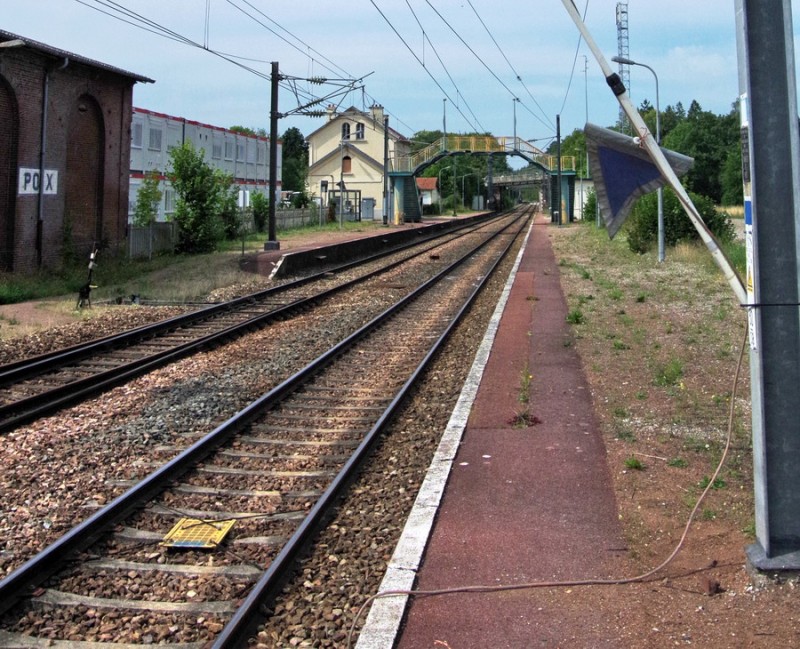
[160, 517, 235, 549]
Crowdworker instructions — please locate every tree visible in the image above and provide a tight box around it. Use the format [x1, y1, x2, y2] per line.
[663, 103, 739, 204]
[168, 142, 225, 253]
[556, 129, 588, 177]
[251, 191, 269, 233]
[132, 170, 162, 227]
[281, 127, 308, 192]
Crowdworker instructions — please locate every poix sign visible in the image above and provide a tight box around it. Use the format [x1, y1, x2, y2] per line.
[18, 168, 58, 195]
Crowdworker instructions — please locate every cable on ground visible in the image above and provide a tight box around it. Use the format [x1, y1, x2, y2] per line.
[347, 321, 750, 648]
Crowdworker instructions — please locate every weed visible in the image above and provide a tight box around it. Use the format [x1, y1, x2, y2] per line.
[566, 308, 585, 325]
[701, 509, 717, 521]
[518, 364, 532, 404]
[612, 339, 629, 351]
[608, 287, 624, 301]
[635, 293, 647, 303]
[635, 390, 648, 400]
[616, 428, 636, 442]
[699, 476, 727, 490]
[654, 358, 684, 387]
[668, 457, 688, 468]
[612, 406, 628, 418]
[624, 456, 644, 470]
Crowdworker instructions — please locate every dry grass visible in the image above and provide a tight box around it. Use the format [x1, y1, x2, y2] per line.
[550, 221, 753, 561]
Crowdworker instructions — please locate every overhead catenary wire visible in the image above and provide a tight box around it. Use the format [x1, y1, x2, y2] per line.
[403, 0, 486, 134]
[558, 0, 590, 117]
[368, 0, 480, 133]
[75, 0, 373, 118]
[465, 0, 555, 132]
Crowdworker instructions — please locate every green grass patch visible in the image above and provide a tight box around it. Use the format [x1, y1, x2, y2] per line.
[654, 358, 684, 387]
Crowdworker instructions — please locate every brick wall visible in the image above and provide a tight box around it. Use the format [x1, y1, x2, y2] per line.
[0, 46, 138, 273]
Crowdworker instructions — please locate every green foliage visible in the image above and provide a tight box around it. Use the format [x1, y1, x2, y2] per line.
[557, 129, 588, 177]
[251, 191, 269, 233]
[662, 101, 740, 204]
[625, 189, 735, 254]
[654, 357, 684, 387]
[216, 171, 240, 240]
[281, 127, 308, 192]
[169, 142, 225, 253]
[583, 188, 597, 224]
[132, 170, 163, 227]
[624, 456, 644, 470]
[566, 308, 586, 325]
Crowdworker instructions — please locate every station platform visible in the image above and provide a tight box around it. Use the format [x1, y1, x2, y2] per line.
[355, 213, 627, 648]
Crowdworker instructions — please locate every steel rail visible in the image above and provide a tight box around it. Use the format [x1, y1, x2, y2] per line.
[0, 215, 502, 434]
[0, 216, 490, 384]
[0, 210, 528, 619]
[213, 209, 532, 648]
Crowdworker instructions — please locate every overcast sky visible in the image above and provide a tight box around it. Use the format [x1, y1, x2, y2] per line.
[4, 1, 799, 152]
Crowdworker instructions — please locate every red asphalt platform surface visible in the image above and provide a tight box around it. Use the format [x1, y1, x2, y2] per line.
[392, 214, 628, 648]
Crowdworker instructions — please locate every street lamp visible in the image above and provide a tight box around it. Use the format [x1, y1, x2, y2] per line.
[512, 98, 520, 151]
[612, 55, 664, 262]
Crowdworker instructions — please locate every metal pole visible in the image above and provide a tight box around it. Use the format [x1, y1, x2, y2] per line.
[556, 114, 563, 225]
[513, 98, 519, 150]
[612, 55, 663, 259]
[339, 141, 344, 229]
[383, 115, 389, 225]
[266, 61, 280, 250]
[442, 98, 447, 151]
[738, 0, 800, 568]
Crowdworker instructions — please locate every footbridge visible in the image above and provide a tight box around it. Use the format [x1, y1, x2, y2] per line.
[388, 135, 576, 223]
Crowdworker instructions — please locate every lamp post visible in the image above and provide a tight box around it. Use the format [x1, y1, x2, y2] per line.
[512, 97, 519, 151]
[613, 55, 664, 261]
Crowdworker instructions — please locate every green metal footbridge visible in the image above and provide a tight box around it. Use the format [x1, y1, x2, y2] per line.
[388, 135, 575, 222]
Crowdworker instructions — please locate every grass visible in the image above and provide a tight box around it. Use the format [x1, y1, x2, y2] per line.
[552, 216, 754, 555]
[0, 221, 385, 305]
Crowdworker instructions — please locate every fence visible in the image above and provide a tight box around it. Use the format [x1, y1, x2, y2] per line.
[127, 206, 323, 258]
[128, 222, 178, 258]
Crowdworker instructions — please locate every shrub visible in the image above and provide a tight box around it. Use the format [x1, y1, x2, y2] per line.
[625, 189, 735, 254]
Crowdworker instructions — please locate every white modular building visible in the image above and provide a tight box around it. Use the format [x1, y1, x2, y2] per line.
[129, 107, 281, 222]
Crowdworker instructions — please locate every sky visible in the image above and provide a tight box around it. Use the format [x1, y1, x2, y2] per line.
[4, 0, 799, 156]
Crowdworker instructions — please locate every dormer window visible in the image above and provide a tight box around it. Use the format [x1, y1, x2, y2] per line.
[355, 123, 365, 140]
[342, 123, 351, 140]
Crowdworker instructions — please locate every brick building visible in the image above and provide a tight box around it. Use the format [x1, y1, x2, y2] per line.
[0, 30, 152, 273]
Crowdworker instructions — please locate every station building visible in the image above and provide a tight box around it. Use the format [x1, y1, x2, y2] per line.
[0, 29, 151, 273]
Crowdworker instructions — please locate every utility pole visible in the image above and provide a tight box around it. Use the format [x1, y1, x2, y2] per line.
[737, 0, 800, 570]
[555, 114, 562, 225]
[266, 61, 280, 250]
[383, 115, 389, 225]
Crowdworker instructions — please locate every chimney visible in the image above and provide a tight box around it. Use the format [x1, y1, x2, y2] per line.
[370, 103, 385, 124]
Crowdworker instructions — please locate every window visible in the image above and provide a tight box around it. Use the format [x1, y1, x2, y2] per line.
[237, 142, 245, 161]
[164, 188, 176, 214]
[224, 139, 234, 160]
[355, 123, 365, 140]
[148, 127, 163, 151]
[341, 123, 350, 140]
[342, 156, 352, 174]
[212, 138, 223, 159]
[132, 122, 143, 148]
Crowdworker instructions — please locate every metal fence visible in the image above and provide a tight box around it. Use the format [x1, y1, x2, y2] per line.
[127, 207, 323, 258]
[128, 222, 178, 258]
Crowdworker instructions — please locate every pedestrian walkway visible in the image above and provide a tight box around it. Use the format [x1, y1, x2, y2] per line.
[356, 214, 627, 648]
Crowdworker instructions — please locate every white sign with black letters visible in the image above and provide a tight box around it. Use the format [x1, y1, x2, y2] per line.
[18, 168, 58, 195]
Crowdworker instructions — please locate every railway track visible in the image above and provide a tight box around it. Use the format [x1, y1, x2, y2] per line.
[0, 208, 531, 647]
[0, 214, 502, 434]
